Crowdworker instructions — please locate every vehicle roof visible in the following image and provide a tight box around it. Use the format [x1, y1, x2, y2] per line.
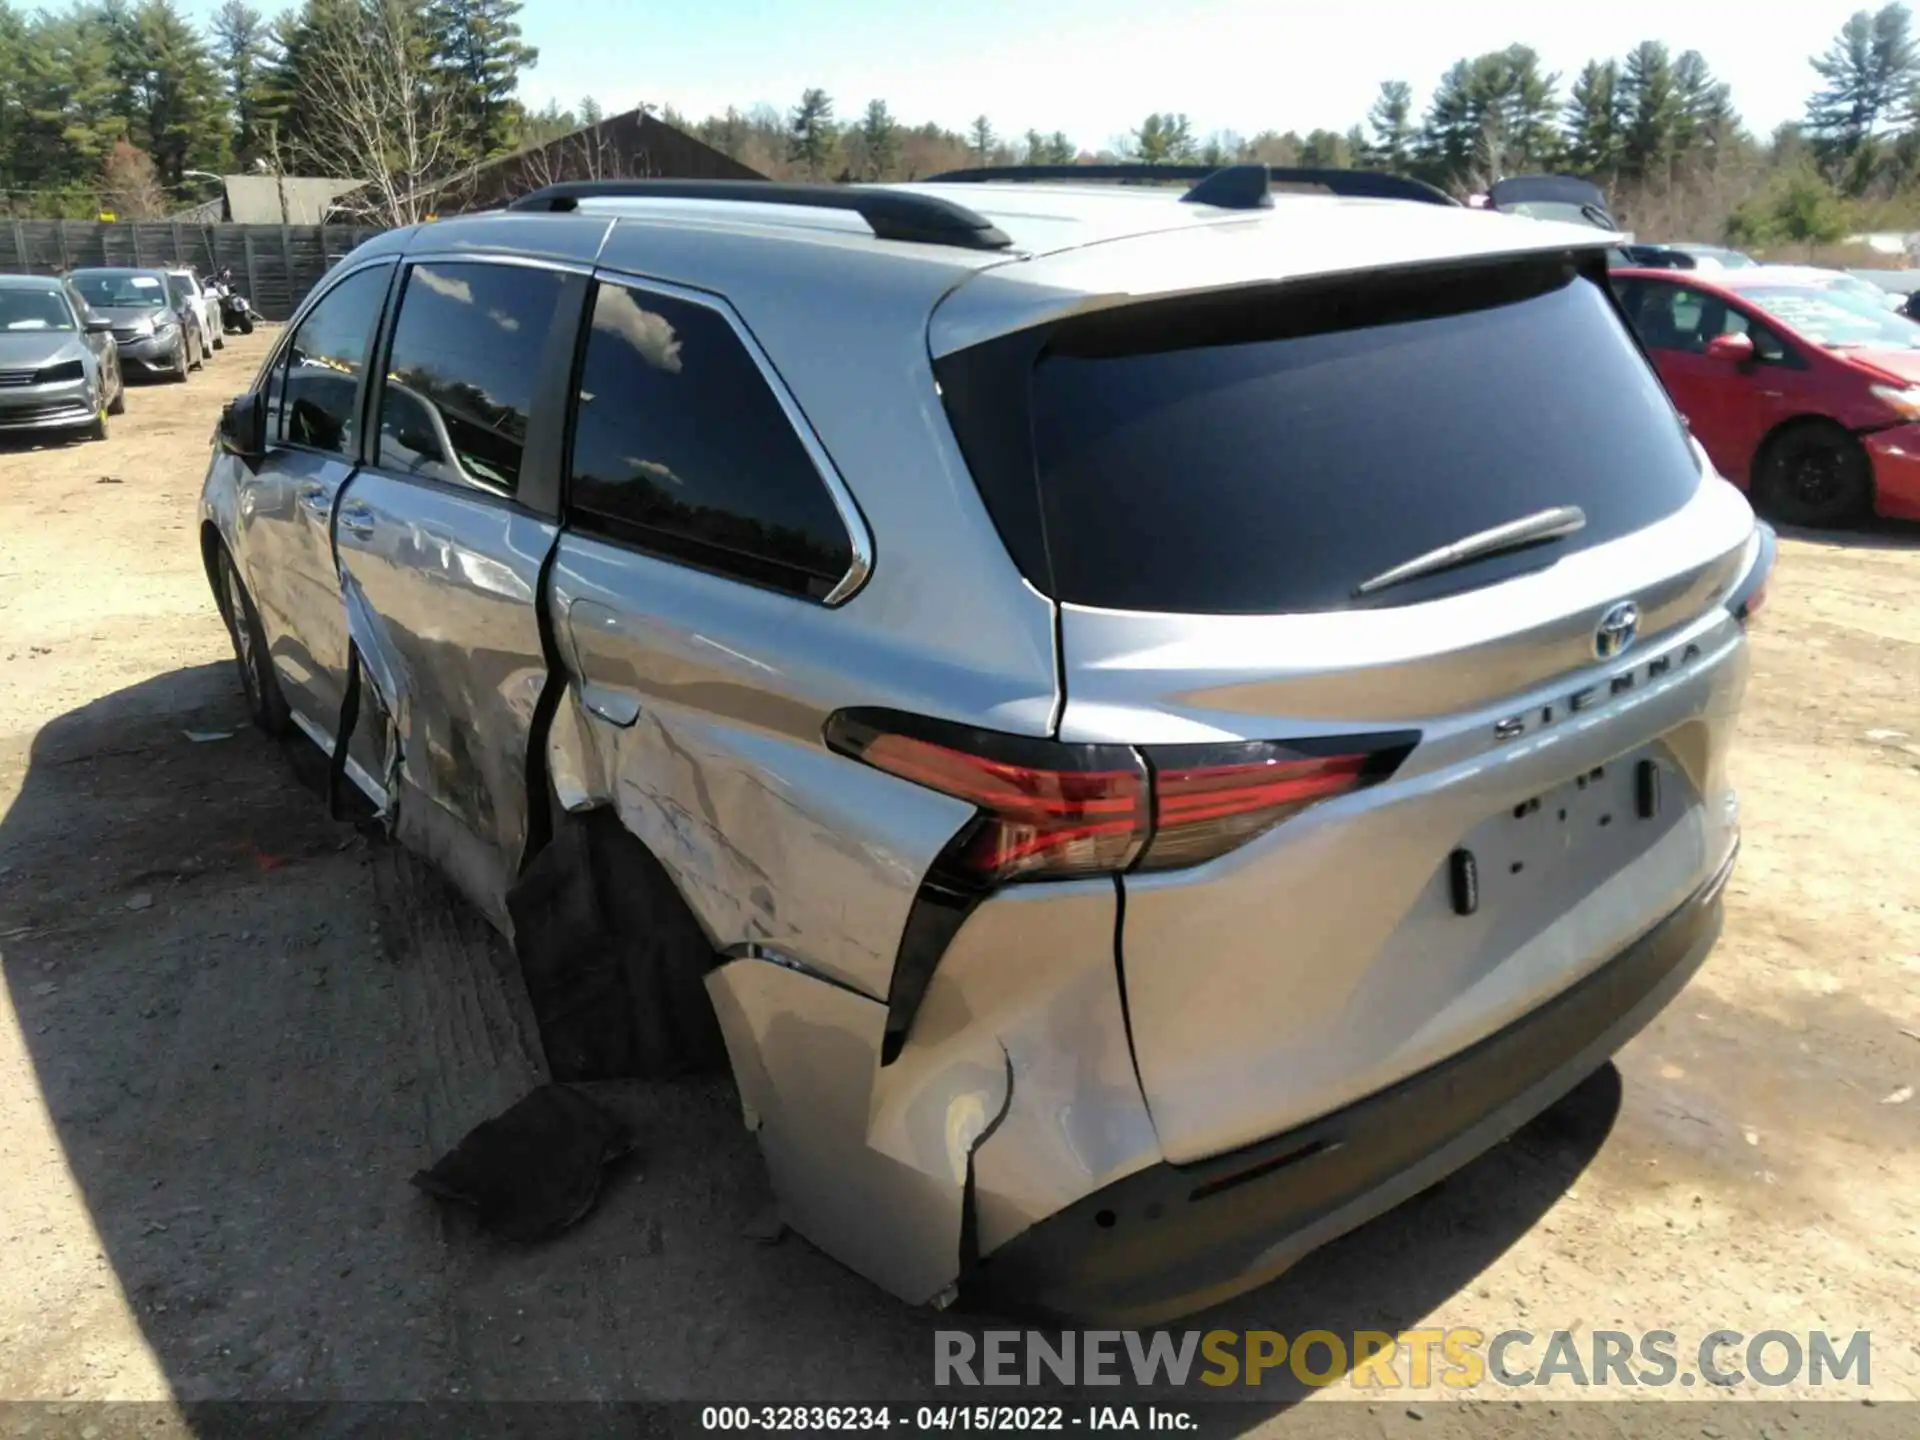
[0, 273, 65, 290]
[359, 182, 1620, 355]
[68, 265, 167, 276]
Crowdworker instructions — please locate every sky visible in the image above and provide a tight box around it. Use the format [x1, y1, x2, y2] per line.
[174, 0, 1877, 150]
[495, 0, 1873, 148]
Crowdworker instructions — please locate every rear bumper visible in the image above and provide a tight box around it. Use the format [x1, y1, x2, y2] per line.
[1863, 424, 1920, 521]
[965, 839, 1738, 1325]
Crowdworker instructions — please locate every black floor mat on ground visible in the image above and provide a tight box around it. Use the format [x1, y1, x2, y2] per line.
[411, 1083, 633, 1241]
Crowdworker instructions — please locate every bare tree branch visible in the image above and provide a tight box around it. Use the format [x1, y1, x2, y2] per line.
[283, 0, 459, 228]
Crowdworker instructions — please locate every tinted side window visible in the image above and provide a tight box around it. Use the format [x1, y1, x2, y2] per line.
[566, 282, 853, 599]
[274, 264, 391, 456]
[375, 262, 570, 496]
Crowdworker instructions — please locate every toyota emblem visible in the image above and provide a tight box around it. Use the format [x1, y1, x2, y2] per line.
[1594, 601, 1640, 660]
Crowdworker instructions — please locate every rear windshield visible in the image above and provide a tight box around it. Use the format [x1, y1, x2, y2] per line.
[944, 260, 1702, 614]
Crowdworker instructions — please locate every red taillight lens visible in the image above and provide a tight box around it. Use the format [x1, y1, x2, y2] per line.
[827, 714, 1149, 884]
[828, 711, 1417, 885]
[1140, 746, 1385, 871]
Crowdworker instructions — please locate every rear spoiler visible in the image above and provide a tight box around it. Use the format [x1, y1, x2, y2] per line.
[1487, 175, 1618, 231]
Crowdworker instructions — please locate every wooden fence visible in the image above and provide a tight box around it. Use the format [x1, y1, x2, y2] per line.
[0, 220, 385, 321]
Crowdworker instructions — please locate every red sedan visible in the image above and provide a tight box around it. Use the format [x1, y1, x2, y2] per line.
[1612, 267, 1920, 526]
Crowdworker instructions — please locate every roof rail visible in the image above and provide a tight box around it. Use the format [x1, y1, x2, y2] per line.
[504, 179, 1014, 251]
[920, 162, 1458, 209]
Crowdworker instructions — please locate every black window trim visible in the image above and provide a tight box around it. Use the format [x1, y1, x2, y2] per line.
[255, 256, 400, 465]
[358, 251, 591, 520]
[568, 267, 875, 608]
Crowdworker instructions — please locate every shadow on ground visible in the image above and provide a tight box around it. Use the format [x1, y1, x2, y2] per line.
[0, 664, 1619, 1426]
[1774, 514, 1920, 551]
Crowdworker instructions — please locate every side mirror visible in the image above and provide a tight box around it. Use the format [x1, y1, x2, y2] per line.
[1704, 332, 1756, 365]
[84, 315, 113, 334]
[219, 392, 267, 462]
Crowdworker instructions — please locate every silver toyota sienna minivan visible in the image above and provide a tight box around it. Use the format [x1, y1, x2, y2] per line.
[199, 165, 1773, 1322]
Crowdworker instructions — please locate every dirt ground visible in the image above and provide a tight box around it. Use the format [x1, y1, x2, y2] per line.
[0, 329, 1916, 1434]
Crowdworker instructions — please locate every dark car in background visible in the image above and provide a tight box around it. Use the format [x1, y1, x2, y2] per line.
[0, 273, 125, 441]
[67, 266, 208, 382]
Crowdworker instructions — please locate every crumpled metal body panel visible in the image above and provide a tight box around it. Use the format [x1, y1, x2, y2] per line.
[705, 881, 1162, 1305]
[546, 532, 1048, 1001]
[706, 958, 983, 1306]
[334, 473, 558, 931]
[872, 881, 1162, 1258]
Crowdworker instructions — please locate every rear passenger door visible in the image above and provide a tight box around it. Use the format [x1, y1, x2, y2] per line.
[332, 256, 590, 928]
[543, 273, 877, 968]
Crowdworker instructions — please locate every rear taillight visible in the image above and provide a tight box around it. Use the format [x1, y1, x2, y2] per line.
[1728, 521, 1776, 628]
[1139, 742, 1394, 871]
[825, 710, 1416, 885]
[824, 711, 1148, 885]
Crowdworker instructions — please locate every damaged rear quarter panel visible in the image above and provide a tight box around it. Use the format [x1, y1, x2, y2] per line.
[544, 535, 1049, 1001]
[704, 879, 1160, 1305]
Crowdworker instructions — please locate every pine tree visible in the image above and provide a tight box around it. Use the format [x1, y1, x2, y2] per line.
[858, 98, 897, 179]
[120, 0, 231, 186]
[1672, 49, 1739, 172]
[1563, 58, 1628, 180]
[1805, 2, 1918, 191]
[1044, 130, 1074, 165]
[1418, 49, 1558, 189]
[968, 113, 995, 165]
[0, 3, 30, 197]
[1620, 40, 1680, 183]
[787, 87, 834, 179]
[1362, 80, 1416, 170]
[252, 0, 359, 167]
[212, 1, 268, 164]
[18, 7, 128, 198]
[427, 0, 537, 160]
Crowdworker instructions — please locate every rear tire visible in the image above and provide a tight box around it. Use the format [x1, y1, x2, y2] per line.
[236, 313, 254, 335]
[213, 543, 291, 737]
[506, 812, 726, 1082]
[1753, 421, 1872, 528]
[168, 335, 189, 383]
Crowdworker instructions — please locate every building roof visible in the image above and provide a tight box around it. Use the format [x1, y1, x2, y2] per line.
[434, 110, 762, 214]
[168, 175, 364, 225]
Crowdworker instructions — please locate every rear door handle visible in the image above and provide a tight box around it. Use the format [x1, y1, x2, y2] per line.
[337, 501, 375, 539]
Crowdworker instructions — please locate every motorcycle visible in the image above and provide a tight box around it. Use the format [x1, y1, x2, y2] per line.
[212, 274, 255, 335]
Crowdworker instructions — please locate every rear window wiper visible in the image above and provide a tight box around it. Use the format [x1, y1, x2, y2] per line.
[1354, 505, 1587, 598]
